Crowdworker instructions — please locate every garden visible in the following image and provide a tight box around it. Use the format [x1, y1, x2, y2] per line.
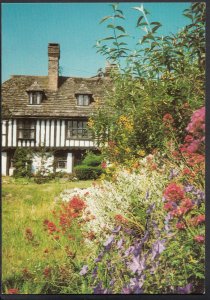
[2, 2, 205, 295]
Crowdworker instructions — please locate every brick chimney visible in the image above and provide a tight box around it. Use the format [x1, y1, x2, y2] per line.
[104, 61, 118, 77]
[48, 43, 60, 91]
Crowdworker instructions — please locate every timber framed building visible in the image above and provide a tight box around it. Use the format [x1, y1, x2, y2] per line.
[2, 43, 113, 176]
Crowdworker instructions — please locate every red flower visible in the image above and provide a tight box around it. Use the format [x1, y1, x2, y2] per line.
[47, 221, 57, 234]
[7, 288, 19, 294]
[183, 168, 191, 176]
[114, 214, 128, 224]
[194, 235, 205, 243]
[190, 215, 205, 226]
[176, 222, 185, 230]
[163, 202, 174, 211]
[163, 183, 185, 202]
[69, 196, 86, 212]
[101, 162, 107, 169]
[163, 113, 174, 123]
[43, 267, 52, 277]
[181, 198, 194, 211]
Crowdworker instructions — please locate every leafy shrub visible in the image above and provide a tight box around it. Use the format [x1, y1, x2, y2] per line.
[13, 148, 33, 178]
[82, 152, 103, 167]
[74, 165, 102, 180]
[74, 152, 103, 180]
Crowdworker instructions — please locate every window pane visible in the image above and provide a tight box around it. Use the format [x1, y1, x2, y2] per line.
[84, 95, 89, 105]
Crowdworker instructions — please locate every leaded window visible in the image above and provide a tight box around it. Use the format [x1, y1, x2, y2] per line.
[29, 92, 42, 105]
[66, 120, 92, 139]
[17, 120, 36, 140]
[76, 94, 90, 106]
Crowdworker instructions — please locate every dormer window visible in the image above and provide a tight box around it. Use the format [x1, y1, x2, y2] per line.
[29, 92, 42, 105]
[75, 83, 92, 106]
[26, 81, 44, 105]
[76, 94, 90, 106]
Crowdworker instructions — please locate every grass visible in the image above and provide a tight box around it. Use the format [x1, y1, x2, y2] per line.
[2, 176, 93, 293]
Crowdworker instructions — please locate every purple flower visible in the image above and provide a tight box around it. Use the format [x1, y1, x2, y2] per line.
[93, 282, 110, 294]
[79, 265, 88, 276]
[95, 251, 104, 263]
[141, 230, 149, 244]
[133, 242, 143, 257]
[92, 266, 98, 279]
[122, 277, 144, 294]
[128, 255, 146, 275]
[104, 235, 115, 251]
[146, 203, 155, 214]
[145, 190, 150, 199]
[184, 184, 195, 193]
[124, 246, 135, 257]
[151, 239, 166, 260]
[112, 225, 121, 233]
[117, 238, 124, 250]
[177, 283, 193, 294]
[169, 168, 179, 180]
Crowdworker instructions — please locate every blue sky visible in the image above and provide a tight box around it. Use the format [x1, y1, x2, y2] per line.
[2, 2, 191, 82]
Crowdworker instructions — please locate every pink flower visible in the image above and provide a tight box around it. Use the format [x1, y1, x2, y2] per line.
[176, 222, 185, 230]
[194, 235, 205, 243]
[163, 113, 174, 123]
[163, 183, 185, 202]
[101, 162, 107, 169]
[7, 288, 19, 294]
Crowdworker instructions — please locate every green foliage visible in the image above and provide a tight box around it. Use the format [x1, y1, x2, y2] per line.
[91, 2, 205, 164]
[82, 152, 103, 167]
[74, 152, 103, 180]
[74, 165, 102, 180]
[13, 148, 33, 178]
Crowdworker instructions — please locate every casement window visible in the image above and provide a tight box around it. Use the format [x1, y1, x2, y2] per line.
[76, 94, 91, 106]
[66, 120, 92, 139]
[56, 159, 67, 169]
[55, 153, 67, 169]
[17, 120, 36, 140]
[29, 92, 42, 105]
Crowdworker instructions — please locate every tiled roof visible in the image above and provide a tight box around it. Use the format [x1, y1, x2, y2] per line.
[26, 81, 44, 92]
[2, 75, 110, 118]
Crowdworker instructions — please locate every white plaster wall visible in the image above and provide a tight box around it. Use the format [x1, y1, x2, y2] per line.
[67, 153, 73, 173]
[2, 152, 7, 176]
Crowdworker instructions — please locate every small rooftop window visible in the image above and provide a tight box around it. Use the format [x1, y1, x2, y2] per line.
[76, 94, 90, 106]
[26, 81, 44, 105]
[75, 83, 92, 106]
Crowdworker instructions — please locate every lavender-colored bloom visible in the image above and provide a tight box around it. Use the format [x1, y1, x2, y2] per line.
[95, 251, 104, 263]
[93, 282, 105, 294]
[151, 239, 166, 260]
[124, 227, 134, 235]
[128, 255, 146, 275]
[122, 286, 132, 294]
[133, 242, 143, 257]
[141, 230, 149, 244]
[184, 184, 195, 193]
[124, 246, 135, 257]
[169, 168, 179, 180]
[104, 235, 115, 251]
[109, 279, 115, 286]
[112, 225, 121, 233]
[146, 203, 155, 214]
[145, 190, 150, 199]
[177, 283, 193, 294]
[92, 266, 98, 279]
[117, 238, 124, 250]
[79, 265, 88, 276]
